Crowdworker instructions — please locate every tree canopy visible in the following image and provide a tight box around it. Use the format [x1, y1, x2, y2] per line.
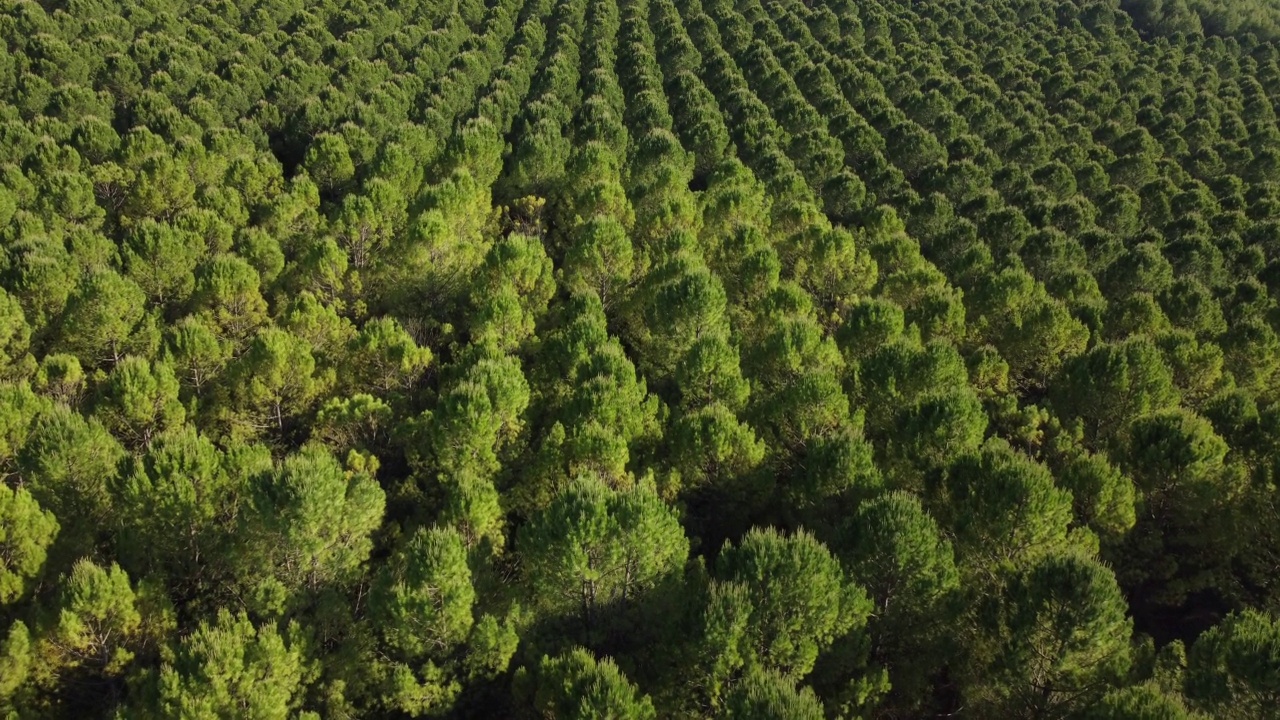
[2, 0, 1280, 715]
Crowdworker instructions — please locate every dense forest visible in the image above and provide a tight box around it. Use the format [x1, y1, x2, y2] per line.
[1121, 0, 1280, 40]
[1, 0, 1280, 716]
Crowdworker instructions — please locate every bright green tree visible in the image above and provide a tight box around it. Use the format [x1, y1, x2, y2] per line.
[723, 667, 826, 720]
[518, 648, 657, 720]
[17, 405, 124, 556]
[0, 485, 58, 605]
[148, 610, 312, 720]
[707, 527, 871, 682]
[968, 552, 1133, 719]
[841, 491, 958, 697]
[238, 445, 385, 611]
[1185, 609, 1280, 719]
[114, 426, 242, 595]
[369, 524, 516, 716]
[35, 560, 172, 697]
[371, 525, 475, 660]
[222, 328, 332, 441]
[0, 287, 34, 381]
[343, 317, 432, 397]
[519, 477, 688, 640]
[93, 356, 185, 448]
[121, 219, 204, 307]
[56, 269, 150, 367]
[929, 438, 1076, 572]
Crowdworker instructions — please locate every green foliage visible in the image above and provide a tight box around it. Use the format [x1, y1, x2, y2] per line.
[707, 527, 870, 683]
[371, 525, 475, 660]
[113, 426, 242, 593]
[1087, 683, 1204, 720]
[17, 404, 124, 556]
[519, 477, 688, 639]
[93, 356, 185, 448]
[304, 134, 356, 192]
[239, 445, 385, 610]
[221, 329, 332, 441]
[343, 317, 432, 397]
[0, 622, 33, 703]
[121, 220, 203, 307]
[56, 269, 151, 367]
[367, 524, 513, 716]
[1053, 444, 1138, 540]
[2, 0, 1280, 713]
[929, 439, 1076, 570]
[723, 667, 826, 719]
[1122, 0, 1280, 40]
[842, 491, 957, 642]
[968, 552, 1134, 718]
[191, 255, 269, 344]
[1185, 609, 1280, 718]
[36, 559, 172, 699]
[1051, 338, 1180, 448]
[0, 287, 34, 381]
[518, 648, 657, 719]
[0, 485, 57, 605]
[146, 610, 312, 719]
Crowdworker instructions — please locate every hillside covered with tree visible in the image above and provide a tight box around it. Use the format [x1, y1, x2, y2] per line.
[2, 0, 1280, 716]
